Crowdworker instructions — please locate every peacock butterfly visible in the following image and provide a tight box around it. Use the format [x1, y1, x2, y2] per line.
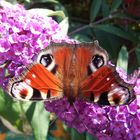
[6, 40, 135, 106]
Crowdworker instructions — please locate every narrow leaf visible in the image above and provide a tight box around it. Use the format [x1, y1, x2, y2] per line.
[116, 46, 128, 72]
[28, 8, 65, 19]
[101, 0, 110, 17]
[115, 12, 135, 19]
[111, 0, 122, 12]
[86, 133, 97, 140]
[94, 28, 123, 59]
[26, 102, 50, 140]
[135, 47, 140, 65]
[47, 10, 65, 19]
[0, 89, 32, 133]
[70, 128, 85, 140]
[90, 0, 102, 21]
[28, 0, 58, 3]
[94, 24, 136, 42]
[59, 17, 69, 35]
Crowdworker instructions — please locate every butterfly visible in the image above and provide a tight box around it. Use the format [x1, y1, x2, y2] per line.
[7, 40, 135, 106]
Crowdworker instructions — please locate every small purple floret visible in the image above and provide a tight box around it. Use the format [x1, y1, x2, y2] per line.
[0, 3, 140, 140]
[0, 3, 73, 89]
[45, 68, 140, 139]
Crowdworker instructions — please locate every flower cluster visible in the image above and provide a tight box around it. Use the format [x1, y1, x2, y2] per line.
[0, 3, 72, 89]
[1, 3, 140, 140]
[45, 68, 140, 140]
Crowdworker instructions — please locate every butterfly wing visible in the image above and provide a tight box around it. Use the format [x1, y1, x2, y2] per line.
[6, 41, 136, 105]
[79, 65, 135, 106]
[7, 63, 63, 101]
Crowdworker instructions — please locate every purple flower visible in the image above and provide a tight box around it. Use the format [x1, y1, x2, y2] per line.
[45, 67, 140, 139]
[0, 3, 73, 89]
[1, 3, 140, 140]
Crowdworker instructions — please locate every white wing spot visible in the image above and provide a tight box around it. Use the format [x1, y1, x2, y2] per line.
[107, 78, 110, 81]
[25, 79, 31, 85]
[111, 84, 115, 87]
[32, 74, 36, 78]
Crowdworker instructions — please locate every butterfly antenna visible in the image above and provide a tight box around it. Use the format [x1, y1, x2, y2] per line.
[72, 102, 88, 130]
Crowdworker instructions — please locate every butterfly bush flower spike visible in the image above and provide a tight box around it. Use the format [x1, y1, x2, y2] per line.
[0, 3, 73, 89]
[1, 3, 140, 140]
[45, 66, 140, 140]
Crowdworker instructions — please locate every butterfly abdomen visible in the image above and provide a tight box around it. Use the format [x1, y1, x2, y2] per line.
[63, 75, 79, 104]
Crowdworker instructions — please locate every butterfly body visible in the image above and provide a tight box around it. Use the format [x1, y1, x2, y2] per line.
[7, 41, 135, 106]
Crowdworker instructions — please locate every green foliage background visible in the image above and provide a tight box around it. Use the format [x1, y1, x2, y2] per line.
[0, 0, 140, 140]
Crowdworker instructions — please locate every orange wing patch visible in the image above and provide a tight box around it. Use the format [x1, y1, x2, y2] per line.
[23, 64, 63, 100]
[7, 63, 63, 101]
[24, 64, 62, 93]
[80, 65, 135, 106]
[80, 66, 116, 98]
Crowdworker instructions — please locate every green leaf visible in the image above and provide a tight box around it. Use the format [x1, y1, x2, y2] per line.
[59, 17, 69, 35]
[46, 10, 66, 19]
[94, 28, 123, 61]
[70, 128, 85, 140]
[6, 132, 34, 140]
[86, 133, 97, 140]
[53, 1, 68, 21]
[0, 0, 17, 5]
[72, 34, 92, 42]
[115, 12, 135, 19]
[26, 102, 50, 140]
[116, 46, 128, 72]
[101, 0, 110, 17]
[28, 0, 58, 3]
[28, 8, 65, 19]
[90, 0, 102, 21]
[135, 47, 140, 65]
[25, 0, 30, 3]
[0, 89, 32, 133]
[111, 0, 122, 12]
[94, 24, 136, 42]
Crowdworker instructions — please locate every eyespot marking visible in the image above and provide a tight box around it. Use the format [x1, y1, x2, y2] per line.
[10, 81, 33, 100]
[88, 54, 105, 73]
[37, 52, 56, 72]
[40, 54, 53, 67]
[92, 55, 104, 69]
[108, 85, 131, 105]
[98, 92, 110, 105]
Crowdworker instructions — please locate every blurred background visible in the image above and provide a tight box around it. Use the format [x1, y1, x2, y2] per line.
[0, 0, 140, 140]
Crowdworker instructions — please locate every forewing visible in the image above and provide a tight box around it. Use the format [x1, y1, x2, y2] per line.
[7, 63, 63, 101]
[80, 65, 135, 106]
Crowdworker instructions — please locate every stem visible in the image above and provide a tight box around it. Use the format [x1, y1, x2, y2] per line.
[68, 25, 89, 36]
[19, 102, 32, 135]
[128, 48, 136, 54]
[68, 11, 138, 35]
[68, 14, 114, 35]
